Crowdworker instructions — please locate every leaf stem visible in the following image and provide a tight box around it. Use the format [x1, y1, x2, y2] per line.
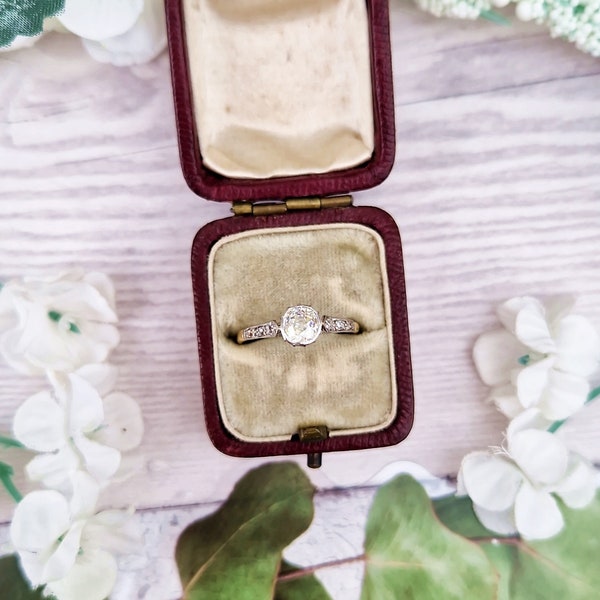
[0, 462, 22, 503]
[547, 386, 600, 434]
[277, 554, 365, 583]
[0, 434, 24, 449]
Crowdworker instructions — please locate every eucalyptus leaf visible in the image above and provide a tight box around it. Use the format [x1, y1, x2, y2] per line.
[175, 462, 315, 600]
[0, 0, 64, 48]
[361, 475, 498, 600]
[0, 554, 49, 599]
[274, 560, 332, 600]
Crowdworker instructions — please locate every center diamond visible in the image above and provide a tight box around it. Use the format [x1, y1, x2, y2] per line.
[280, 305, 322, 346]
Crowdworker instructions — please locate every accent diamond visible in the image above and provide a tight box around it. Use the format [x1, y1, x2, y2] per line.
[280, 305, 322, 346]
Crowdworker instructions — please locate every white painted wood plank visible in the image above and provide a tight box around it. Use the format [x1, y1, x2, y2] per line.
[0, 5, 599, 524]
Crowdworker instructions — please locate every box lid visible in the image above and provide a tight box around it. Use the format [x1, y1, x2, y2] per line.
[166, 0, 396, 202]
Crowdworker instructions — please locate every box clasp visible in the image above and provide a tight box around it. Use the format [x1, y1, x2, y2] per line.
[298, 425, 329, 469]
[232, 195, 353, 216]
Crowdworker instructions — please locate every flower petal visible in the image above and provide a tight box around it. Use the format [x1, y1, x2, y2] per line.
[58, 0, 144, 41]
[459, 451, 523, 512]
[552, 456, 597, 509]
[42, 521, 85, 583]
[17, 551, 45, 587]
[514, 481, 564, 539]
[544, 295, 576, 328]
[538, 370, 589, 420]
[83, 272, 117, 314]
[82, 0, 167, 66]
[10, 491, 70, 553]
[553, 315, 600, 378]
[13, 391, 66, 452]
[498, 297, 556, 353]
[26, 446, 81, 491]
[514, 356, 554, 409]
[92, 392, 144, 451]
[509, 429, 568, 486]
[472, 504, 517, 536]
[473, 329, 527, 386]
[68, 374, 104, 434]
[74, 321, 120, 365]
[76, 363, 119, 397]
[85, 508, 140, 554]
[506, 408, 553, 435]
[488, 384, 523, 419]
[74, 435, 121, 481]
[70, 472, 100, 520]
[44, 549, 118, 600]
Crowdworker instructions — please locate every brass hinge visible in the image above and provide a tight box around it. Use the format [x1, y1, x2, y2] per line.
[232, 195, 353, 216]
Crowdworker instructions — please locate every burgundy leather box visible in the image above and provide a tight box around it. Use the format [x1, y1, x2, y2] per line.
[166, 0, 414, 467]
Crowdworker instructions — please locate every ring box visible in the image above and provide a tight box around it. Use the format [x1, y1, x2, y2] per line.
[166, 0, 414, 467]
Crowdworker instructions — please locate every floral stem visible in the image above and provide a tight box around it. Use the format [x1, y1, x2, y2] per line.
[0, 434, 24, 449]
[547, 386, 600, 434]
[0, 461, 22, 503]
[479, 9, 511, 26]
[277, 554, 365, 583]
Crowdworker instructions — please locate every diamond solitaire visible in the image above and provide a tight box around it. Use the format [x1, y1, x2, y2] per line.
[280, 305, 322, 346]
[236, 305, 360, 346]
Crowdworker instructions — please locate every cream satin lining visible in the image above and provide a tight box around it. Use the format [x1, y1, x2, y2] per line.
[184, 0, 375, 179]
[208, 224, 397, 442]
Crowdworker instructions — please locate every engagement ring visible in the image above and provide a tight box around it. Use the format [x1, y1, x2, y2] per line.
[236, 305, 360, 347]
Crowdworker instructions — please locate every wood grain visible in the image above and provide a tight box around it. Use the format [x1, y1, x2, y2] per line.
[0, 4, 599, 525]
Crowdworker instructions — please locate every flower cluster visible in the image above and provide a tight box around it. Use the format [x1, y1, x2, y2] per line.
[458, 296, 600, 539]
[1, 0, 166, 66]
[415, 0, 492, 20]
[0, 271, 143, 600]
[515, 0, 600, 57]
[415, 0, 600, 57]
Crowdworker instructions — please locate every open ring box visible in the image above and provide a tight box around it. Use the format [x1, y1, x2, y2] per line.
[166, 0, 414, 467]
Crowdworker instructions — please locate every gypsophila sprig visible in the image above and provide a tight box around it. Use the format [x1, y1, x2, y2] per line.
[516, 0, 600, 56]
[415, 0, 492, 20]
[414, 0, 600, 57]
[0, 271, 143, 600]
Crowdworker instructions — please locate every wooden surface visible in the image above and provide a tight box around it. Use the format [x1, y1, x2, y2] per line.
[1, 0, 599, 540]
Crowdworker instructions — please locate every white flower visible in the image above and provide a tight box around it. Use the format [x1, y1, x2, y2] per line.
[473, 296, 600, 420]
[13, 366, 143, 490]
[458, 410, 597, 540]
[57, 0, 166, 66]
[81, 0, 167, 66]
[10, 471, 138, 600]
[0, 270, 119, 375]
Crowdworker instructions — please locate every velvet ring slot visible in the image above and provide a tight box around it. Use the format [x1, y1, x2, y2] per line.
[190, 207, 414, 460]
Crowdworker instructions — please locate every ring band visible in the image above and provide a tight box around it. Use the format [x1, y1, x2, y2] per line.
[236, 305, 360, 347]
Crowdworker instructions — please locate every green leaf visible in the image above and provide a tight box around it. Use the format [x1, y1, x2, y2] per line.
[0, 461, 22, 502]
[0, 0, 65, 48]
[274, 560, 332, 600]
[0, 554, 49, 599]
[361, 475, 498, 600]
[484, 492, 600, 600]
[0, 434, 24, 449]
[436, 490, 600, 599]
[433, 494, 499, 538]
[175, 462, 315, 600]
